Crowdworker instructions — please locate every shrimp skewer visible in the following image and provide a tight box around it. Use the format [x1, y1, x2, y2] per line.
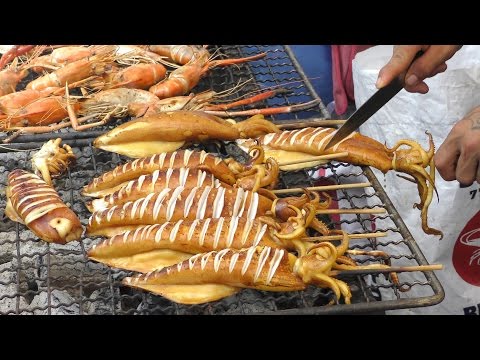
[0, 48, 40, 96]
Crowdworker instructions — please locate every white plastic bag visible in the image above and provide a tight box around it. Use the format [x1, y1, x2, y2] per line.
[352, 45, 480, 315]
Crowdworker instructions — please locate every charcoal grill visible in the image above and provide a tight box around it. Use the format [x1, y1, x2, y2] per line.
[0, 45, 444, 314]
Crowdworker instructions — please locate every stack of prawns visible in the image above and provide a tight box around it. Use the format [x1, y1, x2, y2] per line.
[83, 147, 361, 305]
[0, 45, 289, 134]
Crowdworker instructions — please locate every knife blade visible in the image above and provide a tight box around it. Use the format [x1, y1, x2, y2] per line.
[324, 50, 424, 150]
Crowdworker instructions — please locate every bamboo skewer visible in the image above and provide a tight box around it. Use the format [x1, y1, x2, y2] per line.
[276, 152, 349, 167]
[329, 264, 443, 277]
[275, 119, 347, 129]
[272, 182, 371, 194]
[316, 208, 386, 215]
[303, 232, 387, 242]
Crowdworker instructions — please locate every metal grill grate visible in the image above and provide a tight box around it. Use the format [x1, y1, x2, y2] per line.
[0, 143, 443, 314]
[0, 45, 444, 314]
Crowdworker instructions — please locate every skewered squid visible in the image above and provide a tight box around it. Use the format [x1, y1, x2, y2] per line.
[82, 150, 235, 198]
[88, 204, 316, 272]
[86, 185, 329, 238]
[82, 148, 277, 198]
[122, 244, 353, 305]
[237, 125, 441, 238]
[86, 157, 279, 213]
[86, 167, 224, 212]
[5, 169, 83, 244]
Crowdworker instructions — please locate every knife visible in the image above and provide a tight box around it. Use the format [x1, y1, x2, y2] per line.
[324, 50, 424, 150]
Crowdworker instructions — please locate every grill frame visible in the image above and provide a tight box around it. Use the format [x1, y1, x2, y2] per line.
[0, 45, 445, 315]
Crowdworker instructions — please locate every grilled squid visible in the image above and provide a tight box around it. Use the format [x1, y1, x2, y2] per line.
[86, 185, 326, 238]
[88, 205, 314, 273]
[31, 138, 76, 186]
[238, 127, 441, 238]
[87, 156, 279, 213]
[82, 150, 237, 198]
[92, 111, 280, 158]
[122, 244, 352, 305]
[5, 169, 83, 244]
[82, 148, 277, 198]
[86, 167, 223, 212]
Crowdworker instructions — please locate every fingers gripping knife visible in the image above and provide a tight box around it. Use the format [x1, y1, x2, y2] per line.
[325, 50, 425, 149]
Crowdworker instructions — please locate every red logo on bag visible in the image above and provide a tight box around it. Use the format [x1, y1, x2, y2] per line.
[452, 211, 480, 286]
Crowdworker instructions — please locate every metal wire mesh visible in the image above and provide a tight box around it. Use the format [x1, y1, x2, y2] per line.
[0, 143, 442, 314]
[0, 45, 444, 314]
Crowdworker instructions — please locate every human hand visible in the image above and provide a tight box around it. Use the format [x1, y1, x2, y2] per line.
[376, 45, 462, 93]
[435, 106, 480, 186]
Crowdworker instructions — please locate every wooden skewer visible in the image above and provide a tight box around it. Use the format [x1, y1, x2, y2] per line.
[329, 264, 443, 277]
[272, 182, 371, 194]
[302, 232, 387, 242]
[316, 208, 386, 215]
[277, 152, 349, 167]
[275, 119, 347, 129]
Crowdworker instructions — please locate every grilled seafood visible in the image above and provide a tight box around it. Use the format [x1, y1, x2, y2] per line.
[0, 87, 64, 114]
[0, 67, 29, 97]
[26, 47, 116, 91]
[147, 45, 209, 65]
[5, 169, 83, 244]
[87, 157, 279, 213]
[31, 138, 76, 186]
[122, 244, 352, 305]
[27, 46, 106, 73]
[149, 50, 266, 99]
[78, 88, 160, 119]
[88, 204, 314, 272]
[237, 126, 441, 238]
[0, 45, 35, 70]
[87, 167, 224, 212]
[86, 186, 326, 238]
[0, 96, 77, 130]
[93, 111, 280, 157]
[105, 63, 167, 90]
[82, 150, 238, 198]
[0, 77, 104, 129]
